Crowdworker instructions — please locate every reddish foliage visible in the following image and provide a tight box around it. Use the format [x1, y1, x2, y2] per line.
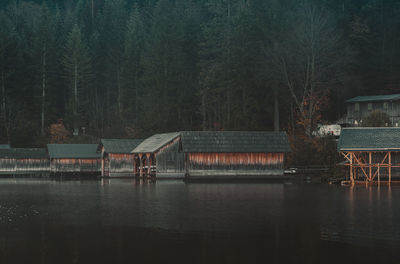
[49, 119, 70, 143]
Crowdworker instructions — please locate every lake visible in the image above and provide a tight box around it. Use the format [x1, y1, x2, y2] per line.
[0, 178, 399, 264]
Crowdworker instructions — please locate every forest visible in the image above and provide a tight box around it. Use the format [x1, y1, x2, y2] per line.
[0, 0, 398, 151]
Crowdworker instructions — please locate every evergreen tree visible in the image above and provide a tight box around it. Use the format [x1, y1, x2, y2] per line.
[62, 24, 91, 132]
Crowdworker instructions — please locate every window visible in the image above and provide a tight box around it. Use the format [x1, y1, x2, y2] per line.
[354, 103, 360, 112]
[368, 103, 372, 111]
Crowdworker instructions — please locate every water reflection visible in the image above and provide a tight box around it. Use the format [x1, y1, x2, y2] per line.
[320, 184, 400, 247]
[0, 179, 399, 263]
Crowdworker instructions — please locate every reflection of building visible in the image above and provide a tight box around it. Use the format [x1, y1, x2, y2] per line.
[345, 94, 400, 126]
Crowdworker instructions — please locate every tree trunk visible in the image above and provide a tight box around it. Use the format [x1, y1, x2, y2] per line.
[74, 63, 78, 130]
[1, 69, 9, 144]
[41, 49, 46, 136]
[201, 93, 206, 131]
[117, 68, 122, 117]
[135, 68, 139, 125]
[274, 87, 279, 131]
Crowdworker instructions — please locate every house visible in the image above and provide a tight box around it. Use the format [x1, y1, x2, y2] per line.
[132, 131, 291, 180]
[132, 132, 183, 178]
[338, 127, 400, 183]
[180, 131, 291, 179]
[345, 94, 400, 126]
[47, 144, 101, 175]
[98, 139, 143, 177]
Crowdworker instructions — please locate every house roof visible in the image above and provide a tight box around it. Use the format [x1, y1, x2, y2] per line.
[0, 148, 48, 159]
[100, 139, 143, 154]
[180, 131, 291, 153]
[132, 132, 180, 154]
[338, 127, 400, 151]
[47, 144, 100, 158]
[345, 94, 400, 103]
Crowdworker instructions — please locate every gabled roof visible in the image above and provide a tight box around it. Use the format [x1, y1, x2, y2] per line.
[47, 144, 100, 158]
[0, 148, 48, 159]
[345, 94, 400, 103]
[132, 132, 180, 154]
[14, 148, 48, 159]
[0, 149, 14, 158]
[100, 139, 143, 154]
[180, 131, 291, 153]
[338, 127, 400, 151]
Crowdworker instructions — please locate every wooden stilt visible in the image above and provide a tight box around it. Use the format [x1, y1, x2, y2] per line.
[378, 163, 380, 184]
[389, 151, 392, 184]
[369, 152, 372, 182]
[350, 152, 354, 184]
[139, 154, 143, 178]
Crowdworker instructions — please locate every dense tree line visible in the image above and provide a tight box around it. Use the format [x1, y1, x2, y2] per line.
[0, 0, 398, 146]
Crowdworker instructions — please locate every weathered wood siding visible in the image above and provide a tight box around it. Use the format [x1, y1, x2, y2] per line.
[51, 158, 101, 173]
[107, 153, 135, 177]
[0, 158, 50, 174]
[155, 138, 184, 177]
[16, 158, 50, 173]
[186, 152, 285, 177]
[0, 158, 16, 174]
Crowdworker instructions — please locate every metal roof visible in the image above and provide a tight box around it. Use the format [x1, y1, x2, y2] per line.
[47, 144, 100, 158]
[0, 149, 14, 158]
[100, 139, 143, 154]
[338, 127, 400, 151]
[180, 131, 291, 153]
[132, 132, 180, 153]
[14, 148, 48, 159]
[0, 148, 48, 159]
[345, 94, 400, 103]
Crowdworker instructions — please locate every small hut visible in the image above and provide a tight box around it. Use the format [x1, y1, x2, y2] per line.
[132, 132, 183, 178]
[14, 148, 50, 174]
[338, 127, 400, 183]
[0, 148, 49, 175]
[47, 144, 101, 175]
[98, 139, 143, 177]
[180, 131, 291, 179]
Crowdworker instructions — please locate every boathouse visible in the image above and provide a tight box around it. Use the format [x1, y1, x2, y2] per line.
[0, 148, 49, 175]
[180, 131, 291, 179]
[338, 127, 400, 183]
[132, 131, 291, 179]
[132, 132, 183, 178]
[47, 144, 101, 175]
[98, 139, 143, 177]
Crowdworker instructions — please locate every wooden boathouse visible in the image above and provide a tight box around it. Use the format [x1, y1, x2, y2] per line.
[132, 132, 183, 178]
[132, 131, 290, 179]
[0, 148, 49, 175]
[338, 127, 400, 183]
[180, 131, 291, 179]
[47, 144, 101, 175]
[98, 139, 143, 177]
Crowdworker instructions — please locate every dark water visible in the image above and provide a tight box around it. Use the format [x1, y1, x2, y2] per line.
[0, 179, 399, 264]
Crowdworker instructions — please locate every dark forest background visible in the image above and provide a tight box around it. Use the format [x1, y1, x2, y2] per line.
[0, 0, 398, 147]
